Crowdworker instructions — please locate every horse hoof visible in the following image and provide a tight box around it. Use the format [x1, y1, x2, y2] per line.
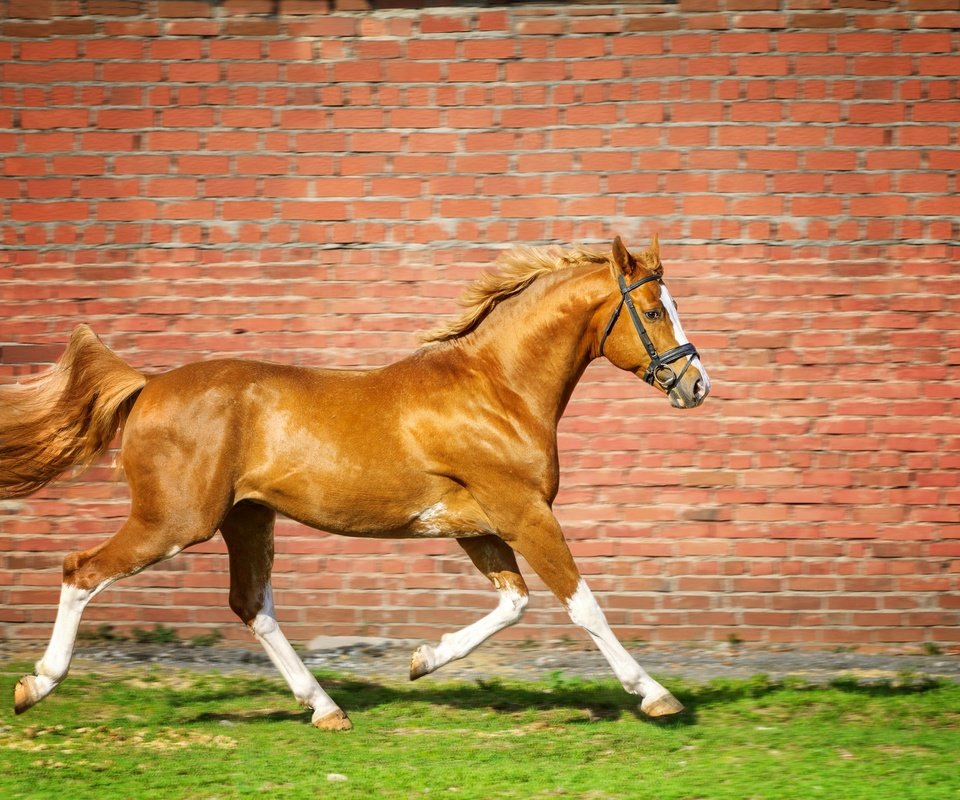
[312, 708, 353, 732]
[640, 692, 684, 718]
[409, 645, 435, 681]
[14, 675, 41, 715]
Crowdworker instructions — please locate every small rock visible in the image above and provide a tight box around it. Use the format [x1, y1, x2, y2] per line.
[327, 773, 348, 782]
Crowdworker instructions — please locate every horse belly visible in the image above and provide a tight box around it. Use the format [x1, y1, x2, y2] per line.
[261, 493, 495, 541]
[237, 455, 414, 533]
[242, 461, 495, 541]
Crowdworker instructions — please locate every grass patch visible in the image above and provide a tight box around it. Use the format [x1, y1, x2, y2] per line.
[1, 663, 958, 799]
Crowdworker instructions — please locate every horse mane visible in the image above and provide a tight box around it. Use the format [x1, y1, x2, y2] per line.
[420, 246, 611, 344]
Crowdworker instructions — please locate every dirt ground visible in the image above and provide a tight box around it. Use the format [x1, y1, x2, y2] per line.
[4, 637, 957, 687]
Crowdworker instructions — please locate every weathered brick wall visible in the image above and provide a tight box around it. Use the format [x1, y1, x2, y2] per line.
[1, 0, 958, 649]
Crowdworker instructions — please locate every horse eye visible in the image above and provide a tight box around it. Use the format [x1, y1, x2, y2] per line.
[644, 309, 662, 322]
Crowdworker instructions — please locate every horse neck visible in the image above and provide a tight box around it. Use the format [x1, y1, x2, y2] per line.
[457, 264, 609, 427]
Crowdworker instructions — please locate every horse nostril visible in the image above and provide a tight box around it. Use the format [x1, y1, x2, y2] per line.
[693, 378, 705, 399]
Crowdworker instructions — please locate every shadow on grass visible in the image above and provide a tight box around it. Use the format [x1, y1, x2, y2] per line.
[189, 678, 653, 727]
[670, 673, 946, 725]
[5, 658, 945, 730]
[185, 671, 948, 729]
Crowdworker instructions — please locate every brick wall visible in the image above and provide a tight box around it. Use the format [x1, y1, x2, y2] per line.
[1, 0, 958, 650]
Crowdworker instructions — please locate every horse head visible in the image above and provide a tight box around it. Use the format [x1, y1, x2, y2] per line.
[597, 235, 710, 409]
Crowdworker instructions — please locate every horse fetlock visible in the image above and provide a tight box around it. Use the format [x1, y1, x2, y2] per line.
[14, 673, 58, 715]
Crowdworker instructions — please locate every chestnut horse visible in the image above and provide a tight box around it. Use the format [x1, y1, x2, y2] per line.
[1, 236, 709, 731]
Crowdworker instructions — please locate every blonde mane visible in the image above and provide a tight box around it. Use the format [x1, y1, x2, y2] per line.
[421, 246, 611, 344]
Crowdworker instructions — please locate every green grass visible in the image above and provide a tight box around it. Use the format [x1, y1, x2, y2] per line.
[1, 664, 958, 799]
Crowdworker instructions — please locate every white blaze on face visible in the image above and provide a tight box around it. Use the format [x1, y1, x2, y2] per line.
[659, 283, 710, 393]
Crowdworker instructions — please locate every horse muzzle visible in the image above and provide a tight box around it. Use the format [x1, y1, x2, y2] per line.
[666, 359, 710, 409]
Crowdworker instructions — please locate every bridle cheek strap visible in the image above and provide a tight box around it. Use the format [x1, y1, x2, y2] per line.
[598, 273, 700, 390]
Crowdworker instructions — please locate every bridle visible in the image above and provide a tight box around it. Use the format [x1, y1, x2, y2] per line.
[597, 272, 700, 390]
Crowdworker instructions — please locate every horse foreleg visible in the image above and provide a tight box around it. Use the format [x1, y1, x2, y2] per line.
[563, 579, 683, 717]
[509, 508, 683, 718]
[410, 535, 528, 680]
[220, 502, 351, 731]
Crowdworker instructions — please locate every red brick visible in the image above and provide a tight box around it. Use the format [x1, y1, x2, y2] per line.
[167, 62, 221, 83]
[448, 62, 500, 82]
[221, 201, 274, 220]
[20, 109, 90, 129]
[78, 178, 139, 198]
[101, 62, 163, 83]
[96, 109, 153, 129]
[899, 126, 951, 146]
[919, 55, 960, 75]
[385, 61, 442, 83]
[854, 56, 914, 75]
[794, 55, 848, 75]
[461, 39, 513, 60]
[342, 132, 402, 152]
[281, 201, 348, 221]
[849, 103, 906, 123]
[95, 200, 158, 220]
[11, 200, 89, 221]
[837, 32, 895, 52]
[504, 61, 567, 82]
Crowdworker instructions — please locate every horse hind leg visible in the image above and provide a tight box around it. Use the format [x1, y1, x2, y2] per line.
[410, 535, 529, 680]
[220, 501, 351, 732]
[14, 579, 106, 714]
[15, 514, 215, 715]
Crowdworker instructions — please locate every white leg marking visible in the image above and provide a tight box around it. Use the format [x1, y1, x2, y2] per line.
[411, 584, 527, 677]
[38, 582, 109, 684]
[565, 579, 670, 701]
[17, 580, 112, 711]
[660, 284, 711, 393]
[249, 585, 340, 721]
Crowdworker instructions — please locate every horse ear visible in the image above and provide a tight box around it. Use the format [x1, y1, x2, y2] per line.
[611, 235, 638, 277]
[641, 233, 663, 277]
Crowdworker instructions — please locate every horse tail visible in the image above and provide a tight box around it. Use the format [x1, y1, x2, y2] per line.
[0, 324, 148, 499]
